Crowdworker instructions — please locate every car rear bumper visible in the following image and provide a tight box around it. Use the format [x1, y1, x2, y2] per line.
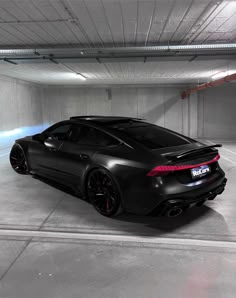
[149, 177, 227, 216]
[123, 168, 227, 215]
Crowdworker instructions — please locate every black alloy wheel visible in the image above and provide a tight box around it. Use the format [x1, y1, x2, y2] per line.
[10, 144, 28, 174]
[86, 169, 122, 216]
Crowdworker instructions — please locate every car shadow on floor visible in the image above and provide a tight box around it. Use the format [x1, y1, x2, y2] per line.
[114, 206, 220, 233]
[34, 175, 230, 239]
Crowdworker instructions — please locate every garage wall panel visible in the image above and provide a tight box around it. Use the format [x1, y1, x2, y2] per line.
[137, 88, 165, 126]
[42, 88, 113, 125]
[87, 89, 111, 116]
[163, 88, 183, 133]
[16, 83, 35, 128]
[63, 89, 88, 119]
[42, 88, 67, 124]
[111, 88, 138, 117]
[43, 85, 186, 134]
[0, 77, 17, 131]
[196, 85, 236, 139]
[189, 93, 198, 138]
[0, 75, 44, 150]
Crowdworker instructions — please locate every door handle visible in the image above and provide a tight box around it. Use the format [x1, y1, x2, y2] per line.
[79, 154, 89, 160]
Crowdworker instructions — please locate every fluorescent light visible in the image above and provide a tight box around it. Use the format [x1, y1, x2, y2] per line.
[76, 73, 87, 80]
[59, 72, 88, 81]
[212, 70, 235, 80]
[0, 128, 22, 137]
[212, 71, 227, 80]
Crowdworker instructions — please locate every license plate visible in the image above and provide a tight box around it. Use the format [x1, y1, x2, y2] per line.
[191, 165, 211, 179]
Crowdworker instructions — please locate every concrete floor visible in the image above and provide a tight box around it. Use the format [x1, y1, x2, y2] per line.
[0, 140, 236, 298]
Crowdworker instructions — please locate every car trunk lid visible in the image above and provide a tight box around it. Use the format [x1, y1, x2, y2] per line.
[148, 143, 221, 183]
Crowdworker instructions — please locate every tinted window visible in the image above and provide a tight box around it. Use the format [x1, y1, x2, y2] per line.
[116, 124, 191, 149]
[69, 125, 119, 147]
[45, 124, 71, 141]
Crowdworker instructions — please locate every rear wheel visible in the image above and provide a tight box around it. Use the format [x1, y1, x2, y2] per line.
[10, 144, 28, 175]
[86, 168, 122, 217]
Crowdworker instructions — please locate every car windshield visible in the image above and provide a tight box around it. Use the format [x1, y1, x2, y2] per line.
[113, 123, 193, 149]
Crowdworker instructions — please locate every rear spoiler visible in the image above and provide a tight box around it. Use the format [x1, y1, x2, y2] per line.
[164, 144, 222, 162]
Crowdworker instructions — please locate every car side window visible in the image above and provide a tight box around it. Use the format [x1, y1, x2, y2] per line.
[69, 125, 119, 147]
[45, 124, 71, 141]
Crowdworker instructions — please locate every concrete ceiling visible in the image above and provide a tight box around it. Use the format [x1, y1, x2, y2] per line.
[0, 59, 236, 85]
[0, 0, 236, 47]
[0, 0, 236, 85]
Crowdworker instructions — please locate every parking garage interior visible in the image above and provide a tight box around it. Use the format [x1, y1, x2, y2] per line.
[0, 1, 236, 297]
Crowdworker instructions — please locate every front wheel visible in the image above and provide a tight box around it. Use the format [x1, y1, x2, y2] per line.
[9, 144, 29, 175]
[86, 168, 122, 217]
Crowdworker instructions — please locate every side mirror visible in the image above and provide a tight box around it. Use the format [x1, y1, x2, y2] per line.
[32, 133, 45, 142]
[44, 139, 60, 151]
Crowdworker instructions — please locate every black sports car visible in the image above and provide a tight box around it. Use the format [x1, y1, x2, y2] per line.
[10, 116, 227, 217]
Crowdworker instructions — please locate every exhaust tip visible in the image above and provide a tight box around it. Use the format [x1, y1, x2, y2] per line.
[166, 206, 183, 217]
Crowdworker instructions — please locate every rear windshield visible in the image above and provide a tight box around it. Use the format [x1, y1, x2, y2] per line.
[114, 124, 193, 149]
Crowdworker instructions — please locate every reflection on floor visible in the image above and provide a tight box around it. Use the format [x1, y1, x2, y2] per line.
[0, 140, 236, 298]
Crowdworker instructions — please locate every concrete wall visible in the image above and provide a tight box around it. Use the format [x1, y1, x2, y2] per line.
[197, 84, 236, 140]
[1, 80, 234, 150]
[0, 76, 45, 150]
[42, 86, 196, 136]
[43, 84, 236, 140]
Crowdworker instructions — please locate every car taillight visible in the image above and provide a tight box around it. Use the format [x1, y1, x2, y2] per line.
[147, 154, 220, 177]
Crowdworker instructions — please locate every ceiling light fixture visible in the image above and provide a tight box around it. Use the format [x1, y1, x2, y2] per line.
[212, 70, 235, 80]
[59, 62, 87, 80]
[76, 73, 87, 80]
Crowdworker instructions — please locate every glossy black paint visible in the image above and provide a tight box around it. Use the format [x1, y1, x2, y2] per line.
[11, 116, 227, 215]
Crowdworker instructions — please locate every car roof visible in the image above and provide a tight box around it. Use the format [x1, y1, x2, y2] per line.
[69, 115, 144, 125]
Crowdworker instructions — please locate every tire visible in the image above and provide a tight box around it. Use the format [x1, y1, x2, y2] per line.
[86, 168, 123, 217]
[9, 144, 29, 175]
